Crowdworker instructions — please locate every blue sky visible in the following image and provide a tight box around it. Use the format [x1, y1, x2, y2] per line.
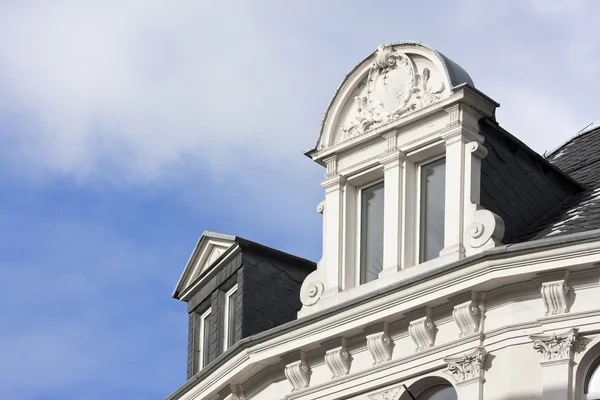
[1, 1, 599, 399]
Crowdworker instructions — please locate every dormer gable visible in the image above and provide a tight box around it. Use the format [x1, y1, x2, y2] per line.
[172, 231, 236, 300]
[300, 42, 506, 316]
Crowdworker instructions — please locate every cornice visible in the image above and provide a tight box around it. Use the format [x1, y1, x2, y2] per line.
[166, 230, 600, 400]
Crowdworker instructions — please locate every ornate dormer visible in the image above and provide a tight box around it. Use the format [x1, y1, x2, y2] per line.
[300, 42, 504, 316]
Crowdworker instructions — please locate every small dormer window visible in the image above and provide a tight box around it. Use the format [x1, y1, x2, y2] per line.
[419, 158, 446, 262]
[223, 285, 238, 350]
[359, 181, 385, 284]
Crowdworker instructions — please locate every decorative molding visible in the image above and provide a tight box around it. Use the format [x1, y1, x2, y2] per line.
[368, 385, 403, 400]
[537, 271, 570, 316]
[453, 293, 481, 336]
[408, 309, 436, 351]
[467, 141, 488, 159]
[366, 331, 394, 365]
[284, 353, 311, 392]
[316, 200, 325, 215]
[222, 384, 245, 400]
[530, 328, 578, 362]
[324, 156, 338, 179]
[339, 44, 446, 141]
[444, 347, 487, 383]
[446, 104, 461, 128]
[320, 174, 346, 191]
[324, 339, 353, 379]
[465, 209, 505, 249]
[300, 271, 324, 306]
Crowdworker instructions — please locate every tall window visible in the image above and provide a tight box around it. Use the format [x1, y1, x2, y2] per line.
[198, 309, 211, 369]
[224, 285, 238, 350]
[585, 356, 600, 399]
[360, 181, 385, 284]
[419, 158, 446, 262]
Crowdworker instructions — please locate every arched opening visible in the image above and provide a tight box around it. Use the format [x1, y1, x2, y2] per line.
[399, 376, 457, 400]
[414, 384, 457, 400]
[585, 355, 600, 398]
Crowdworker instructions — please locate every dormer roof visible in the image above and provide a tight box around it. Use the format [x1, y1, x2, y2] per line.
[172, 230, 236, 299]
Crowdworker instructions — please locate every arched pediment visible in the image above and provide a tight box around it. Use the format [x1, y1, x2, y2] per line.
[314, 42, 474, 152]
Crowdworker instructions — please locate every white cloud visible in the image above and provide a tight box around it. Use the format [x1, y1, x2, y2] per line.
[1, 0, 599, 182]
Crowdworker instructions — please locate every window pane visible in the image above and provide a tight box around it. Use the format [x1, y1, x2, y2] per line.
[420, 158, 446, 262]
[227, 290, 237, 348]
[360, 181, 385, 284]
[202, 313, 211, 367]
[588, 362, 600, 393]
[416, 385, 457, 400]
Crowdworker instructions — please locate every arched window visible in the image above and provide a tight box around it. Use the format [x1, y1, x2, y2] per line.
[585, 356, 600, 399]
[415, 384, 457, 400]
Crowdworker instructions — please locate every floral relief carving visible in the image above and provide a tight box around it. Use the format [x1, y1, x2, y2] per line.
[444, 347, 487, 383]
[368, 385, 403, 400]
[339, 44, 447, 141]
[530, 329, 578, 362]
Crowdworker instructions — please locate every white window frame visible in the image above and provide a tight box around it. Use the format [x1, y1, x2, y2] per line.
[415, 155, 446, 264]
[198, 308, 211, 369]
[355, 178, 385, 285]
[223, 284, 238, 351]
[585, 357, 600, 400]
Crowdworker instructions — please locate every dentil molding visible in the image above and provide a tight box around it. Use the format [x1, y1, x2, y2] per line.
[408, 309, 436, 351]
[284, 353, 311, 392]
[530, 328, 578, 362]
[444, 347, 487, 384]
[324, 339, 353, 379]
[366, 331, 394, 365]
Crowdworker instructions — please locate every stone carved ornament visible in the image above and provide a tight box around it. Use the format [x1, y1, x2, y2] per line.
[340, 44, 446, 141]
[284, 358, 311, 392]
[408, 312, 436, 351]
[368, 385, 403, 400]
[366, 331, 394, 365]
[324, 344, 353, 379]
[530, 328, 578, 362]
[444, 347, 487, 383]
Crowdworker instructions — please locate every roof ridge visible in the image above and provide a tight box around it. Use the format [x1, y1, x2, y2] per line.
[545, 122, 600, 159]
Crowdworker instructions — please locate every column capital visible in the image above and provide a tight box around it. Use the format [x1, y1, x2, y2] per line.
[378, 148, 406, 167]
[444, 346, 487, 385]
[530, 328, 578, 363]
[320, 174, 346, 191]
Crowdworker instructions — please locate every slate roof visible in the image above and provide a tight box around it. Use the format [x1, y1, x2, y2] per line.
[512, 125, 600, 241]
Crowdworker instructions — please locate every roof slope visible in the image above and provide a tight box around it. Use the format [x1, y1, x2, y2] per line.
[517, 126, 600, 241]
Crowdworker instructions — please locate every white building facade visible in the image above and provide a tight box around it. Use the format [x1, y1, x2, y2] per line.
[167, 42, 600, 400]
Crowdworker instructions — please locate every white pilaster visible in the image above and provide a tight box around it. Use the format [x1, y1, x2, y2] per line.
[320, 157, 345, 295]
[444, 347, 487, 400]
[379, 132, 405, 277]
